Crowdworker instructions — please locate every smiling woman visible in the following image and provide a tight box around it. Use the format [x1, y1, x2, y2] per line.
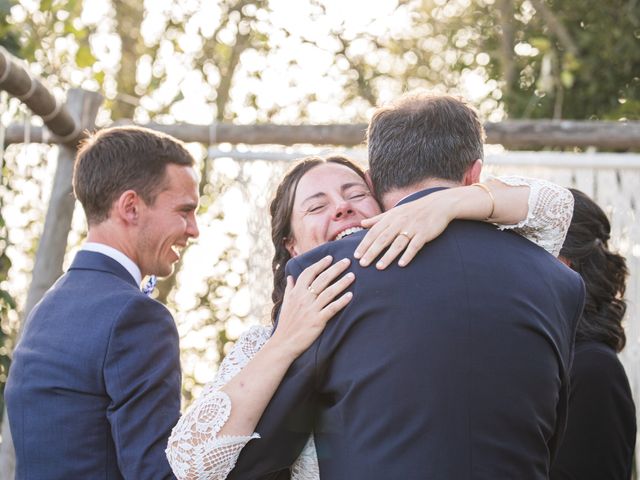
[284, 158, 381, 256]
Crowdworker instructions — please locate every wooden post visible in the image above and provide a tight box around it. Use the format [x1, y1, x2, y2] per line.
[0, 47, 79, 143]
[0, 88, 103, 479]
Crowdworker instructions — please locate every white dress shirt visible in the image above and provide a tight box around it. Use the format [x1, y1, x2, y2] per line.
[82, 242, 142, 286]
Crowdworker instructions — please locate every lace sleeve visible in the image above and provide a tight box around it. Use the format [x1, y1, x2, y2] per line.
[166, 325, 271, 480]
[491, 176, 574, 257]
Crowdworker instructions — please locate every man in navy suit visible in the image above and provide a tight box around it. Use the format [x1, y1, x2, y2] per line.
[5, 126, 199, 479]
[228, 94, 585, 479]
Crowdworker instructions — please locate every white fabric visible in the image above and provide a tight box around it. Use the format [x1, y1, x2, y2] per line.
[166, 177, 573, 480]
[82, 242, 142, 285]
[490, 176, 574, 257]
[166, 325, 319, 479]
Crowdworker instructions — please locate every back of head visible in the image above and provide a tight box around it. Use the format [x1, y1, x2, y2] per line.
[367, 93, 485, 197]
[559, 189, 628, 352]
[73, 126, 194, 225]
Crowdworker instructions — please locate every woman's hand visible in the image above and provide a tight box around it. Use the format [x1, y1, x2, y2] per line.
[354, 191, 458, 269]
[271, 255, 354, 359]
[354, 178, 531, 269]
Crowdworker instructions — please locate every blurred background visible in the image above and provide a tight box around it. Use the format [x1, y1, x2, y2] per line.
[0, 0, 638, 474]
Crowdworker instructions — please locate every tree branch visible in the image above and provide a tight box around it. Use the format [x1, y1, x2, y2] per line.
[529, 0, 579, 56]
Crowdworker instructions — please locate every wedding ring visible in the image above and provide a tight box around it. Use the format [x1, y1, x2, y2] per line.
[308, 285, 318, 296]
[398, 231, 411, 240]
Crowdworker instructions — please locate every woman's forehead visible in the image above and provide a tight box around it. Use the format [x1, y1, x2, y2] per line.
[294, 163, 366, 202]
[300, 163, 364, 187]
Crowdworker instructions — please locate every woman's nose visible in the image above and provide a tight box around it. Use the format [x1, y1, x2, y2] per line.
[334, 201, 354, 219]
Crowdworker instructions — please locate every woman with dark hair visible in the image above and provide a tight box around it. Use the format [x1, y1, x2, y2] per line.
[167, 156, 575, 479]
[551, 189, 636, 480]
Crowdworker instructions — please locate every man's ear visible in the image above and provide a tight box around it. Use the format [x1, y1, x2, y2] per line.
[462, 159, 483, 185]
[115, 190, 141, 225]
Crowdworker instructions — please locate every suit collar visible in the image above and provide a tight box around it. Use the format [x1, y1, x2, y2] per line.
[395, 186, 450, 207]
[82, 242, 142, 285]
[68, 250, 139, 288]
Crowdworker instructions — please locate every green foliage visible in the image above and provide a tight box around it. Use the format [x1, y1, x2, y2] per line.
[502, 0, 639, 119]
[75, 43, 95, 68]
[0, 0, 96, 88]
[0, 141, 17, 415]
[0, 0, 20, 55]
[403, 0, 640, 120]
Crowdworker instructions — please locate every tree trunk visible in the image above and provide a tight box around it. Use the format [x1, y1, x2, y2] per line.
[496, 0, 517, 98]
[529, 0, 579, 56]
[112, 0, 144, 120]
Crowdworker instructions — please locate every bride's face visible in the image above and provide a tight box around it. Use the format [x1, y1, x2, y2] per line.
[285, 163, 381, 256]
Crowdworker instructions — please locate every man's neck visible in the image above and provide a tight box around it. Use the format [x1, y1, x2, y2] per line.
[381, 178, 463, 210]
[86, 223, 139, 268]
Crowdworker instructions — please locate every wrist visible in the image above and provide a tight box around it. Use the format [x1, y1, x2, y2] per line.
[441, 188, 468, 221]
[469, 183, 495, 221]
[262, 333, 301, 364]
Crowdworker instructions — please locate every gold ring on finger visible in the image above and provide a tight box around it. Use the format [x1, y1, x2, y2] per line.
[398, 231, 411, 240]
[308, 285, 318, 296]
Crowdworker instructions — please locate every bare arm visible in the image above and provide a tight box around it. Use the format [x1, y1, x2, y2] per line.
[354, 176, 572, 268]
[167, 256, 353, 479]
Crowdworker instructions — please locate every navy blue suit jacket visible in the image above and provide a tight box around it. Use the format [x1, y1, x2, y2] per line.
[229, 188, 585, 480]
[5, 251, 180, 479]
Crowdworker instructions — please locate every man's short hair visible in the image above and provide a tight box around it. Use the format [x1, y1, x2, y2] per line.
[73, 126, 195, 225]
[367, 93, 485, 197]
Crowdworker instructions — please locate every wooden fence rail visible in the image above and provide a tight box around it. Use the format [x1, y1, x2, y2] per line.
[4, 119, 640, 149]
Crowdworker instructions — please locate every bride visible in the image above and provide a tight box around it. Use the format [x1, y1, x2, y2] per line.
[166, 155, 573, 480]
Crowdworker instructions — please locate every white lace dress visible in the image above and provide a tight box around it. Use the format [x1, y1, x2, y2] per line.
[166, 177, 574, 480]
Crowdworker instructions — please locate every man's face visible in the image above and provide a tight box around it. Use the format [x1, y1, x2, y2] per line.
[136, 164, 199, 277]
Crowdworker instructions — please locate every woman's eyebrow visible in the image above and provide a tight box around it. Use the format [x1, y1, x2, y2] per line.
[300, 181, 367, 207]
[300, 191, 327, 207]
[341, 181, 366, 192]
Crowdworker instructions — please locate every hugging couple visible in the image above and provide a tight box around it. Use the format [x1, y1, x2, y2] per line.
[6, 92, 583, 480]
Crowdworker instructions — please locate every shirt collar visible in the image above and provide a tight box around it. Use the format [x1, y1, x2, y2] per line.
[394, 186, 450, 207]
[81, 242, 142, 286]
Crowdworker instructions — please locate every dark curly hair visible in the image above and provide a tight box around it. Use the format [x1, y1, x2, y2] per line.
[559, 189, 628, 352]
[269, 155, 368, 324]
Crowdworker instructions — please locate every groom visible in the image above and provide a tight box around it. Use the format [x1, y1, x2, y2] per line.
[5, 126, 199, 479]
[229, 94, 585, 479]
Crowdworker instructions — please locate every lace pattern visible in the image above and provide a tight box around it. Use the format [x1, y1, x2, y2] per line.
[491, 176, 573, 257]
[166, 325, 320, 479]
[291, 436, 320, 479]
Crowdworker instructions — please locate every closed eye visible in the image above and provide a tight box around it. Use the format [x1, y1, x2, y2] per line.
[349, 193, 367, 200]
[307, 204, 326, 213]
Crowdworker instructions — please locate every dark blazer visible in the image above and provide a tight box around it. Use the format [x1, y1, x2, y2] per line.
[229, 188, 585, 480]
[550, 340, 637, 480]
[5, 250, 180, 480]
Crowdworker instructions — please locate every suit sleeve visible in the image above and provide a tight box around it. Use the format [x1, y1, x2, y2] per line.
[548, 274, 586, 463]
[227, 256, 320, 479]
[104, 295, 181, 480]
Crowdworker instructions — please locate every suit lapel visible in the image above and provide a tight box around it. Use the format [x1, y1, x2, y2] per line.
[68, 250, 139, 289]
